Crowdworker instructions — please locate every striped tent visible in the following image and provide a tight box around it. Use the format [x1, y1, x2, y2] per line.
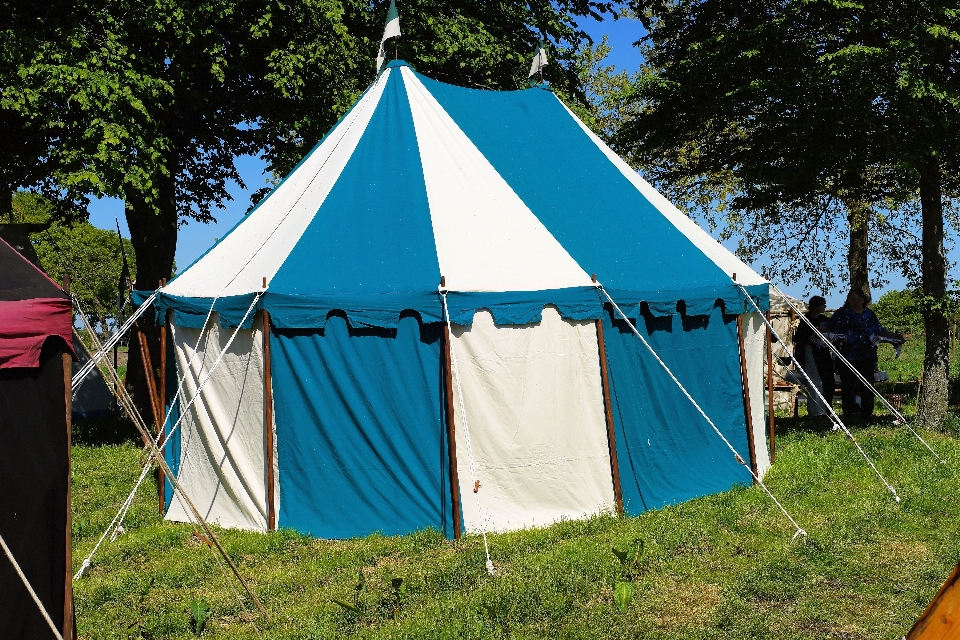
[149, 60, 771, 539]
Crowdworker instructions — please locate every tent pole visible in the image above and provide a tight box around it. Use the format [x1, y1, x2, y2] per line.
[765, 311, 776, 464]
[593, 277, 624, 515]
[136, 328, 163, 436]
[158, 281, 167, 516]
[736, 314, 759, 478]
[62, 277, 75, 640]
[262, 306, 277, 531]
[440, 276, 462, 539]
[595, 317, 624, 514]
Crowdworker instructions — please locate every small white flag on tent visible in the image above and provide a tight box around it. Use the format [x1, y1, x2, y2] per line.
[376, 0, 401, 72]
[528, 40, 548, 78]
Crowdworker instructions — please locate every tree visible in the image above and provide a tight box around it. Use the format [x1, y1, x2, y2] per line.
[258, 1, 618, 183]
[9, 191, 137, 336]
[4, 0, 617, 423]
[620, 0, 960, 427]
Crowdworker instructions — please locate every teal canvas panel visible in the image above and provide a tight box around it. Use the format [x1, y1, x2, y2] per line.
[272, 314, 458, 538]
[418, 73, 745, 312]
[600, 303, 751, 514]
[163, 332, 181, 511]
[270, 65, 440, 300]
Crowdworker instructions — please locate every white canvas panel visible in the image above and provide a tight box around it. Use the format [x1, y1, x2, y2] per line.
[743, 312, 771, 477]
[401, 68, 593, 292]
[164, 75, 390, 298]
[554, 97, 765, 286]
[450, 306, 616, 532]
[167, 314, 278, 531]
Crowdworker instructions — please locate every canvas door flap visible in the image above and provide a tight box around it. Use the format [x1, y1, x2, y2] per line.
[270, 315, 454, 539]
[168, 316, 269, 531]
[744, 312, 771, 476]
[450, 306, 615, 532]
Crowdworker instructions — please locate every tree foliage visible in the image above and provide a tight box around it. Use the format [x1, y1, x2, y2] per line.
[10, 192, 136, 335]
[872, 289, 925, 336]
[621, 0, 960, 425]
[2, 0, 618, 421]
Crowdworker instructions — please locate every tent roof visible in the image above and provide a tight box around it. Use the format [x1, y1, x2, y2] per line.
[0, 237, 73, 368]
[158, 61, 767, 328]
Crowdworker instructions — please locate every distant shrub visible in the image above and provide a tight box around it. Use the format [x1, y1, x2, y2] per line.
[873, 289, 924, 334]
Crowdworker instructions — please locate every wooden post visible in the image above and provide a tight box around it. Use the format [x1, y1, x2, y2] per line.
[262, 304, 277, 531]
[62, 277, 75, 639]
[734, 274, 758, 477]
[158, 280, 167, 516]
[137, 329, 163, 432]
[440, 276, 462, 539]
[765, 312, 775, 464]
[592, 275, 624, 514]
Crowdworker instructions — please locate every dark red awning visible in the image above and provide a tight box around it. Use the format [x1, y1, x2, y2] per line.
[0, 237, 74, 369]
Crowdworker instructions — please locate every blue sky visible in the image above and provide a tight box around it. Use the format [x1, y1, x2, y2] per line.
[88, 12, 927, 307]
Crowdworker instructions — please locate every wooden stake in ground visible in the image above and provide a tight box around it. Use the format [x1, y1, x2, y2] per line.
[907, 562, 959, 639]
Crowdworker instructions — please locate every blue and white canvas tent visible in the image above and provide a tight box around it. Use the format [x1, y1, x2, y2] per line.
[151, 60, 772, 539]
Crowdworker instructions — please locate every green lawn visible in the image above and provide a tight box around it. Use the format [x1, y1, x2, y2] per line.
[71, 419, 960, 639]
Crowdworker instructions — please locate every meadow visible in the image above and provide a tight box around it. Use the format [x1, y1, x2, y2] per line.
[71, 416, 960, 639]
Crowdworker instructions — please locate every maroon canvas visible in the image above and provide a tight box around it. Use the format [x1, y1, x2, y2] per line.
[0, 237, 73, 369]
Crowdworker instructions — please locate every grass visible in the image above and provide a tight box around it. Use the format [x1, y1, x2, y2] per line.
[71, 420, 960, 639]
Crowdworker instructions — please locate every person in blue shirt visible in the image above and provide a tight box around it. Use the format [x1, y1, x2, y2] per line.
[831, 287, 903, 421]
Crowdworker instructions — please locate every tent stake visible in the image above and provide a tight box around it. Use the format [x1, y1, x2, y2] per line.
[765, 311, 775, 463]
[262, 309, 276, 531]
[440, 276, 462, 539]
[736, 315, 759, 478]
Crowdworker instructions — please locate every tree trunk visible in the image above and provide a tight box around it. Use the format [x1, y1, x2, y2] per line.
[846, 202, 871, 301]
[1, 189, 12, 222]
[917, 155, 950, 429]
[124, 173, 178, 428]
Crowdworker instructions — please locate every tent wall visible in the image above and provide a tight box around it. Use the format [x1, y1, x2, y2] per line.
[743, 312, 772, 477]
[271, 314, 456, 539]
[166, 314, 274, 531]
[600, 303, 753, 515]
[450, 307, 616, 532]
[0, 341, 69, 639]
